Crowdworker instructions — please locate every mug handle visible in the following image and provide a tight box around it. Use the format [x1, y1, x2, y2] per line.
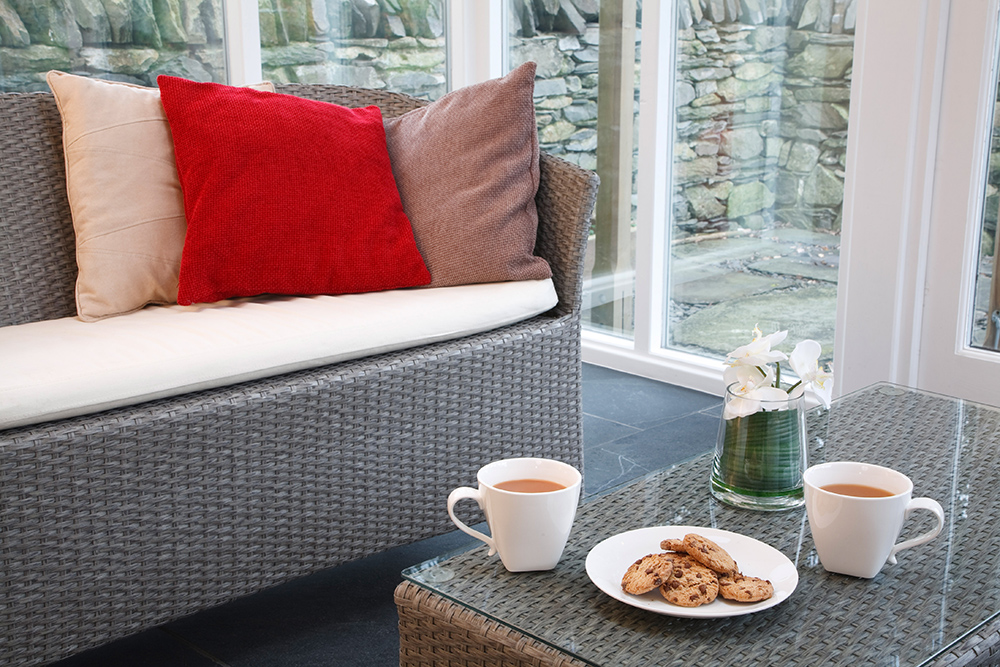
[447, 486, 497, 556]
[887, 497, 945, 565]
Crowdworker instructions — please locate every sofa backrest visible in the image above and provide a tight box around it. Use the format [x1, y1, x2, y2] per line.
[276, 83, 428, 118]
[0, 84, 596, 327]
[0, 92, 78, 327]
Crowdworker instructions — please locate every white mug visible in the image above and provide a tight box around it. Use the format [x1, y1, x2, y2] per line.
[803, 461, 945, 578]
[447, 457, 582, 572]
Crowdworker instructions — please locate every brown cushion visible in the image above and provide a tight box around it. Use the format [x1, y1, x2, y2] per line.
[46, 71, 275, 321]
[384, 62, 551, 288]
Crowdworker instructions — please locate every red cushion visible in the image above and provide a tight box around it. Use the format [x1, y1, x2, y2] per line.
[157, 76, 430, 305]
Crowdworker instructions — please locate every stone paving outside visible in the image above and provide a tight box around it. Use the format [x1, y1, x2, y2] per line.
[670, 226, 838, 365]
[581, 225, 1000, 364]
[583, 226, 840, 368]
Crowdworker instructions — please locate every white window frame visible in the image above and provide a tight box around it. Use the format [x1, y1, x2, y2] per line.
[448, 0, 505, 88]
[834, 0, 948, 396]
[905, 0, 1000, 402]
[838, 0, 1000, 405]
[223, 0, 262, 86]
[578, 0, 728, 397]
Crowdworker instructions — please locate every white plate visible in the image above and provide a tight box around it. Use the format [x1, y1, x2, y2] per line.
[585, 525, 798, 618]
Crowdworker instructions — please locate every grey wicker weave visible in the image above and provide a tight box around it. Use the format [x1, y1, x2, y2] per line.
[0, 85, 599, 666]
[400, 384, 1000, 667]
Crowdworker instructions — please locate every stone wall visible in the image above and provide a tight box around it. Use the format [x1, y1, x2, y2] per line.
[0, 0, 451, 91]
[261, 35, 448, 100]
[983, 92, 1000, 257]
[0, 0, 228, 89]
[511, 0, 856, 242]
[259, 0, 448, 98]
[673, 0, 855, 239]
[510, 26, 601, 170]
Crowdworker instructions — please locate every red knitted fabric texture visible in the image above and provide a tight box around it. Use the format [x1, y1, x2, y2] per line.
[157, 76, 430, 305]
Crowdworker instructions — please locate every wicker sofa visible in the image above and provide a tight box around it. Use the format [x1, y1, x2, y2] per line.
[0, 84, 599, 666]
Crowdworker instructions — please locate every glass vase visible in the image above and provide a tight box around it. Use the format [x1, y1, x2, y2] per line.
[710, 383, 807, 511]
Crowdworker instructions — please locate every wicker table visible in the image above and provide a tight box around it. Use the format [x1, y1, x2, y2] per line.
[396, 383, 1000, 666]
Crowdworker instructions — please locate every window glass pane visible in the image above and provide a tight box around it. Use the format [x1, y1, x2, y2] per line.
[510, 0, 640, 339]
[970, 27, 1000, 351]
[260, 0, 447, 101]
[667, 2, 852, 369]
[0, 0, 227, 91]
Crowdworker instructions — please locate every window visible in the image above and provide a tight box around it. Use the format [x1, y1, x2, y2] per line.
[582, 1, 852, 395]
[664, 3, 851, 371]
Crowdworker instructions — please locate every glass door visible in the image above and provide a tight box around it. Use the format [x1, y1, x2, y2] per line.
[577, 1, 852, 397]
[915, 0, 1000, 403]
[836, 0, 1000, 405]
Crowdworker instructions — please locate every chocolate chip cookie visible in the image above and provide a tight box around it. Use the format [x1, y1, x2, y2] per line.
[658, 538, 688, 553]
[683, 533, 739, 575]
[717, 572, 774, 602]
[658, 555, 719, 607]
[621, 553, 675, 595]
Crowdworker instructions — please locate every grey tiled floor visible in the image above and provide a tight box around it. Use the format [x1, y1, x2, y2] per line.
[51, 364, 721, 667]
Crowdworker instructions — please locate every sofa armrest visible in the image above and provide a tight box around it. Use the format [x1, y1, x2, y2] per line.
[535, 153, 599, 317]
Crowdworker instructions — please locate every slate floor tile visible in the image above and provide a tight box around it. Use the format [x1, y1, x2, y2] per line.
[49, 628, 221, 667]
[582, 412, 640, 449]
[582, 364, 721, 430]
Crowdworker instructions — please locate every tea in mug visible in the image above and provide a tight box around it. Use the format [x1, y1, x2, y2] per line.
[494, 478, 567, 493]
[821, 483, 895, 498]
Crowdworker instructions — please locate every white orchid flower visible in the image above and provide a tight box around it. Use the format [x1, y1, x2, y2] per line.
[787, 339, 834, 408]
[726, 327, 789, 368]
[724, 381, 791, 419]
[724, 392, 761, 419]
[754, 385, 793, 407]
[723, 364, 788, 418]
[722, 326, 835, 418]
[723, 363, 773, 394]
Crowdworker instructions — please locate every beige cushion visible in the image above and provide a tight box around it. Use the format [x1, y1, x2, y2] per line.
[46, 72, 275, 321]
[0, 279, 558, 430]
[384, 62, 552, 288]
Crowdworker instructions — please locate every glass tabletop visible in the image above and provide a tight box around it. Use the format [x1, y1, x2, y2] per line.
[403, 383, 1000, 667]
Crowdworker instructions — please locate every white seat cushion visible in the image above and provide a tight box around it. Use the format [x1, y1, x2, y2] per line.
[0, 279, 557, 430]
